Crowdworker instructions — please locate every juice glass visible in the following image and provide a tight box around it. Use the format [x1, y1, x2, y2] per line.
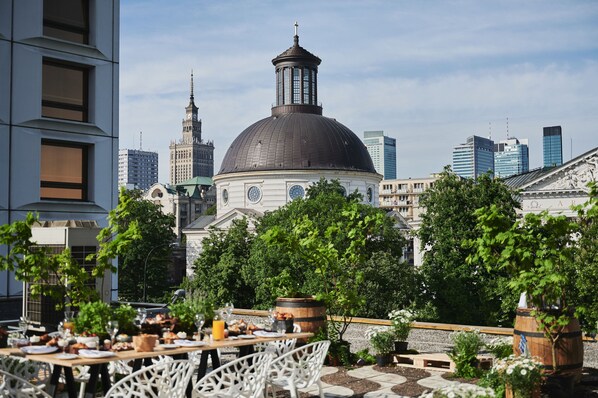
[212, 320, 225, 341]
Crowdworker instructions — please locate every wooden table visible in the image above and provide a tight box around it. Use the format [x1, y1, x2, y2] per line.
[0, 332, 312, 398]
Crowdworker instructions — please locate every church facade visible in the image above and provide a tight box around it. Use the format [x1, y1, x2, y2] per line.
[169, 73, 215, 184]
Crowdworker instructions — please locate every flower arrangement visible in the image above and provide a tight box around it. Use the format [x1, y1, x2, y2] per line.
[365, 326, 395, 355]
[490, 355, 543, 398]
[388, 309, 415, 341]
[418, 384, 495, 398]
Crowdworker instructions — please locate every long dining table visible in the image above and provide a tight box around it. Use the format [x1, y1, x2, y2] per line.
[0, 331, 313, 398]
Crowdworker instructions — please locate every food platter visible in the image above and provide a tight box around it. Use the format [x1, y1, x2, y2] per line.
[158, 344, 180, 349]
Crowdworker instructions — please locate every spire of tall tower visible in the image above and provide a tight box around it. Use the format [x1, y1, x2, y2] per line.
[190, 70, 195, 103]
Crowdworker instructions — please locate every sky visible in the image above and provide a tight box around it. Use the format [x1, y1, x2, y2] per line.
[119, 0, 598, 183]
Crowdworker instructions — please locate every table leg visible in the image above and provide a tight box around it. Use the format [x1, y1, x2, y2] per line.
[197, 349, 220, 380]
[63, 367, 77, 398]
[83, 364, 100, 398]
[100, 364, 112, 394]
[132, 358, 143, 372]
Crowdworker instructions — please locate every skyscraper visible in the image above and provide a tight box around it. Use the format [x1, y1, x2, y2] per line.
[118, 149, 159, 190]
[494, 137, 529, 178]
[169, 73, 215, 184]
[1, 0, 119, 320]
[543, 126, 563, 167]
[452, 135, 495, 179]
[363, 131, 397, 179]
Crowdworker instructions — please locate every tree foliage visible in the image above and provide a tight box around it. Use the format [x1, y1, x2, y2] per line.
[417, 167, 520, 325]
[110, 189, 176, 302]
[189, 178, 409, 325]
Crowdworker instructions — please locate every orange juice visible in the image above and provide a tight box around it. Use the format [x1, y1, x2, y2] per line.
[212, 320, 225, 340]
[64, 321, 75, 333]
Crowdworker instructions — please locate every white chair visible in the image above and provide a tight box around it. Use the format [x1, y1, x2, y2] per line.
[266, 340, 331, 398]
[0, 369, 52, 397]
[192, 351, 274, 398]
[104, 359, 195, 398]
[0, 356, 51, 387]
[255, 323, 301, 357]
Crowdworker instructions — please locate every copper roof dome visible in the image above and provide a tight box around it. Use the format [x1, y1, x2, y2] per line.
[218, 25, 376, 175]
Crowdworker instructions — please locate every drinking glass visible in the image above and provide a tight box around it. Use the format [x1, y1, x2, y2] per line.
[224, 302, 234, 318]
[18, 316, 29, 337]
[57, 321, 65, 339]
[194, 314, 205, 338]
[105, 320, 119, 345]
[63, 311, 75, 334]
[57, 338, 68, 353]
[267, 308, 276, 331]
[135, 308, 147, 328]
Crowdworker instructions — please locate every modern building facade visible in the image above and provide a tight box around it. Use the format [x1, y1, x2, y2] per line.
[452, 135, 495, 179]
[543, 126, 563, 167]
[185, 27, 382, 272]
[118, 149, 158, 190]
[169, 73, 215, 184]
[1, 0, 120, 320]
[494, 137, 529, 178]
[364, 130, 397, 179]
[379, 175, 439, 266]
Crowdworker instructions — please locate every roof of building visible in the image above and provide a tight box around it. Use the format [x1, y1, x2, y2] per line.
[502, 167, 556, 189]
[178, 176, 213, 187]
[218, 112, 376, 175]
[272, 34, 321, 66]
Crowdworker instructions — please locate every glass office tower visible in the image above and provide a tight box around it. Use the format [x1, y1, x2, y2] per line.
[452, 135, 495, 179]
[543, 126, 563, 167]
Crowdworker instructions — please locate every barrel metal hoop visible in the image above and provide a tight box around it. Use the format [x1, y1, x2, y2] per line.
[540, 362, 584, 371]
[513, 329, 582, 338]
[276, 300, 325, 308]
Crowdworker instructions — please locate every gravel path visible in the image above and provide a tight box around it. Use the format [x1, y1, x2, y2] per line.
[232, 314, 598, 368]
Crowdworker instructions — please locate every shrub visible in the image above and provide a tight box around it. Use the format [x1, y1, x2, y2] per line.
[485, 336, 513, 359]
[74, 301, 112, 336]
[365, 326, 395, 355]
[448, 329, 485, 378]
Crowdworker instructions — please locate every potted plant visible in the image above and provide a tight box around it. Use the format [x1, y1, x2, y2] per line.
[113, 304, 138, 336]
[489, 355, 543, 398]
[419, 384, 496, 398]
[388, 309, 415, 352]
[73, 301, 113, 340]
[366, 326, 395, 366]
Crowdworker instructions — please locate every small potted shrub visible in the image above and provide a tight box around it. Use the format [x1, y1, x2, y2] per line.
[448, 329, 485, 378]
[418, 384, 496, 398]
[366, 326, 395, 366]
[388, 309, 415, 352]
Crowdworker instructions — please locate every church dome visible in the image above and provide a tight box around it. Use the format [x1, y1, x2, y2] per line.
[218, 25, 377, 176]
[218, 112, 376, 174]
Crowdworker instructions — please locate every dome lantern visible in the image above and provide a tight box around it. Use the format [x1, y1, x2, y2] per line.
[271, 23, 322, 116]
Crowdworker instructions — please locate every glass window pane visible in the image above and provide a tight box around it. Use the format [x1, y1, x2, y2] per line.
[42, 60, 88, 122]
[292, 68, 300, 104]
[40, 142, 87, 201]
[43, 0, 89, 44]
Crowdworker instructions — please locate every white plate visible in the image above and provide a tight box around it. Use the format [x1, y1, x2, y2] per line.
[239, 334, 256, 339]
[78, 349, 116, 358]
[253, 331, 283, 338]
[20, 346, 58, 355]
[55, 353, 78, 360]
[159, 344, 180, 349]
[173, 340, 207, 347]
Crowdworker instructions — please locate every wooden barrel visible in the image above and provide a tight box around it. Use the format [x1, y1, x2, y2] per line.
[512, 308, 583, 379]
[275, 297, 326, 338]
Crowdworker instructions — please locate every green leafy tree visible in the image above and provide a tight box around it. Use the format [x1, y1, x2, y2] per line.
[190, 218, 255, 308]
[467, 182, 598, 372]
[417, 167, 520, 325]
[107, 189, 176, 302]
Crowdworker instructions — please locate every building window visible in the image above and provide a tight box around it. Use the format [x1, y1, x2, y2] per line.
[288, 185, 305, 200]
[42, 59, 89, 122]
[222, 189, 229, 205]
[292, 68, 301, 104]
[367, 187, 373, 203]
[247, 186, 262, 203]
[43, 0, 89, 44]
[40, 140, 88, 201]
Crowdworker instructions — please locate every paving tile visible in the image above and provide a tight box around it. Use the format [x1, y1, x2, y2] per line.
[346, 365, 383, 378]
[301, 383, 354, 397]
[417, 374, 459, 390]
[363, 387, 403, 398]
